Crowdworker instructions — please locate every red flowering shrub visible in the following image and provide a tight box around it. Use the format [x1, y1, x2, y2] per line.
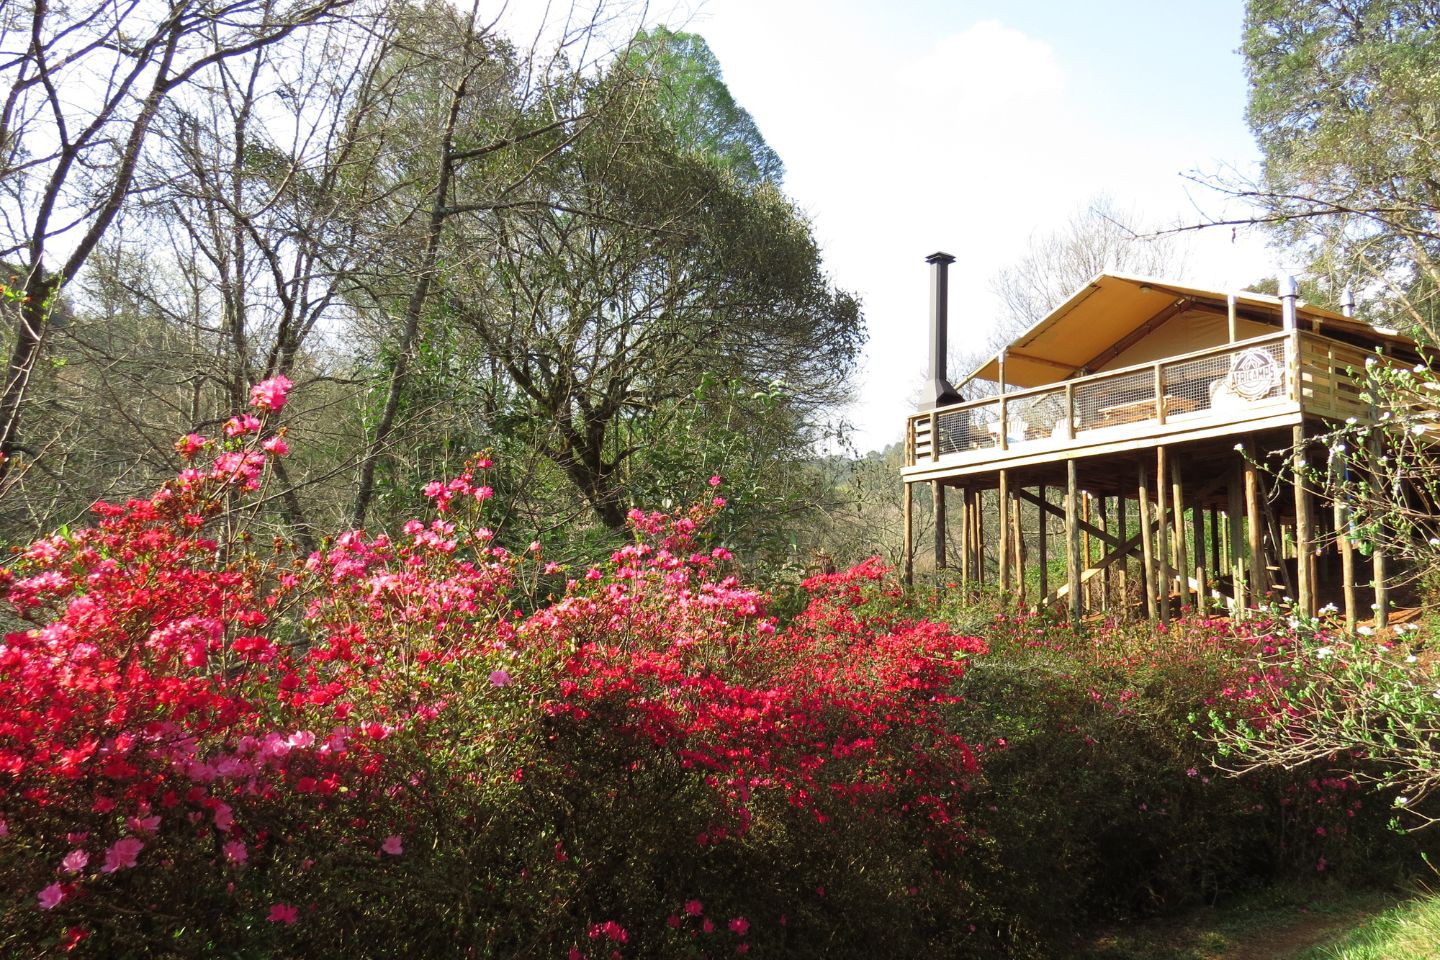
[0, 384, 993, 958]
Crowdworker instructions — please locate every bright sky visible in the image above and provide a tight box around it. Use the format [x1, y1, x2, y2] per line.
[504, 0, 1281, 453]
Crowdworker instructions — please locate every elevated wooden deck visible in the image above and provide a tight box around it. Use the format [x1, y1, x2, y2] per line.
[903, 330, 1378, 482]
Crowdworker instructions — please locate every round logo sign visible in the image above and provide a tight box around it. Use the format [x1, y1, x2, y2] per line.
[1227, 348, 1281, 401]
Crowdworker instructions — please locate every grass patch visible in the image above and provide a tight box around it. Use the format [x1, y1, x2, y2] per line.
[1075, 885, 1403, 960]
[1297, 890, 1440, 960]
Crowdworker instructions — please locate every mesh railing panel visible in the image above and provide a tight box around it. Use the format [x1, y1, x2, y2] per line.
[1002, 386, 1068, 443]
[1073, 369, 1155, 431]
[936, 399, 1000, 454]
[1166, 340, 1285, 414]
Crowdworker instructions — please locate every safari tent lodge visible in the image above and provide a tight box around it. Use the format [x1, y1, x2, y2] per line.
[900, 253, 1431, 628]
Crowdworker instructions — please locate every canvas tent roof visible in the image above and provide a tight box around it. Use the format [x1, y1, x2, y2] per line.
[965, 274, 1417, 389]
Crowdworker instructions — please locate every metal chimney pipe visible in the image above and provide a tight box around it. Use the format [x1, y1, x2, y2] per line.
[1280, 275, 1298, 331]
[1341, 284, 1355, 318]
[922, 251, 962, 410]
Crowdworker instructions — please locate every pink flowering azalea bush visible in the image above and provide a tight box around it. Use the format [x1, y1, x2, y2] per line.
[0, 383, 1000, 957]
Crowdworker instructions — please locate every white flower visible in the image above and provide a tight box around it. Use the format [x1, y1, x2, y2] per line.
[1317, 646, 1334, 658]
[1414, 424, 1428, 435]
[1429, 538, 1439, 547]
[1234, 443, 1244, 452]
[1319, 603, 1338, 614]
[1357, 626, 1374, 636]
[1414, 364, 1427, 374]
[1406, 655, 1418, 663]
[1346, 417, 1358, 425]
[1396, 796, 1411, 806]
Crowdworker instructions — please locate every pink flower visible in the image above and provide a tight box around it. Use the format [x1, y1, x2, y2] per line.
[729, 917, 749, 936]
[60, 849, 89, 874]
[684, 900, 703, 916]
[568, 949, 583, 960]
[489, 669, 511, 688]
[250, 375, 294, 412]
[262, 435, 289, 456]
[703, 918, 715, 933]
[268, 903, 299, 925]
[212, 802, 234, 833]
[175, 433, 208, 458]
[381, 834, 403, 856]
[38, 882, 66, 910]
[223, 840, 248, 865]
[101, 837, 143, 873]
[223, 414, 262, 437]
[126, 814, 161, 834]
[474, 485, 493, 501]
[709, 475, 722, 486]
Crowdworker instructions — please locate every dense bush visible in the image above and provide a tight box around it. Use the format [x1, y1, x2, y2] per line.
[0, 382, 995, 957]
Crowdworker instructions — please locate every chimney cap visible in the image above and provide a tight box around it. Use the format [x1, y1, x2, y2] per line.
[925, 251, 956, 265]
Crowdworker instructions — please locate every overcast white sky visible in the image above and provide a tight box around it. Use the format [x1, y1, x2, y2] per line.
[502, 0, 1280, 453]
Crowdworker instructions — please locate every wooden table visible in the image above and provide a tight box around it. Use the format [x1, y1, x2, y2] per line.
[1098, 394, 1199, 425]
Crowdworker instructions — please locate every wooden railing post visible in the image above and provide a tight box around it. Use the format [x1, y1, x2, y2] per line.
[1154, 362, 1167, 425]
[998, 396, 1008, 451]
[929, 410, 939, 462]
[1064, 382, 1076, 439]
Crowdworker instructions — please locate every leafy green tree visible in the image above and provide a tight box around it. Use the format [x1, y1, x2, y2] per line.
[625, 26, 783, 185]
[1243, 0, 1440, 337]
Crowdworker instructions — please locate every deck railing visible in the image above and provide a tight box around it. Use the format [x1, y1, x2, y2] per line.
[907, 330, 1384, 466]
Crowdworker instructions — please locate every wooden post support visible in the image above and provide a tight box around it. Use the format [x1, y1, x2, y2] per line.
[1335, 491, 1357, 634]
[1117, 494, 1130, 612]
[903, 481, 914, 586]
[1013, 494, 1026, 605]
[1138, 462, 1159, 621]
[1066, 459, 1082, 625]
[1292, 425, 1314, 617]
[1099, 496, 1112, 612]
[1192, 495, 1206, 597]
[1171, 456, 1190, 612]
[1244, 442, 1266, 604]
[1196, 565, 1209, 616]
[998, 471, 1011, 600]
[1037, 485, 1048, 602]
[933, 480, 947, 571]
[961, 492, 973, 590]
[1156, 446, 1172, 623]
[1082, 493, 1093, 611]
[1228, 468, 1246, 618]
[1209, 507, 1221, 582]
[976, 490, 986, 587]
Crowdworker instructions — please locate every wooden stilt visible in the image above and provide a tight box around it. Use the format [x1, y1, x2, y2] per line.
[1336, 490, 1357, 633]
[1014, 493, 1027, 606]
[998, 471, 1010, 601]
[959, 489, 970, 589]
[1196, 565, 1209, 616]
[1156, 446, 1172, 623]
[976, 490, 986, 588]
[1099, 496, 1112, 612]
[1067, 460, 1082, 625]
[1082, 493, 1093, 611]
[1228, 467, 1246, 618]
[1138, 462, 1159, 621]
[1292, 424, 1314, 616]
[1117, 494, 1130, 613]
[1208, 507, 1221, 583]
[1038, 485, 1048, 603]
[1192, 493, 1206, 599]
[903, 482, 914, 586]
[1172, 456, 1190, 612]
[1244, 443, 1266, 604]
[933, 480, 947, 571]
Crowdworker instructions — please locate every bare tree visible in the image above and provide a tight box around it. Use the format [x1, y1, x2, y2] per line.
[0, 0, 354, 487]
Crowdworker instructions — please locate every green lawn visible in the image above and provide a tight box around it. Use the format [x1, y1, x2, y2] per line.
[1077, 885, 1440, 960]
